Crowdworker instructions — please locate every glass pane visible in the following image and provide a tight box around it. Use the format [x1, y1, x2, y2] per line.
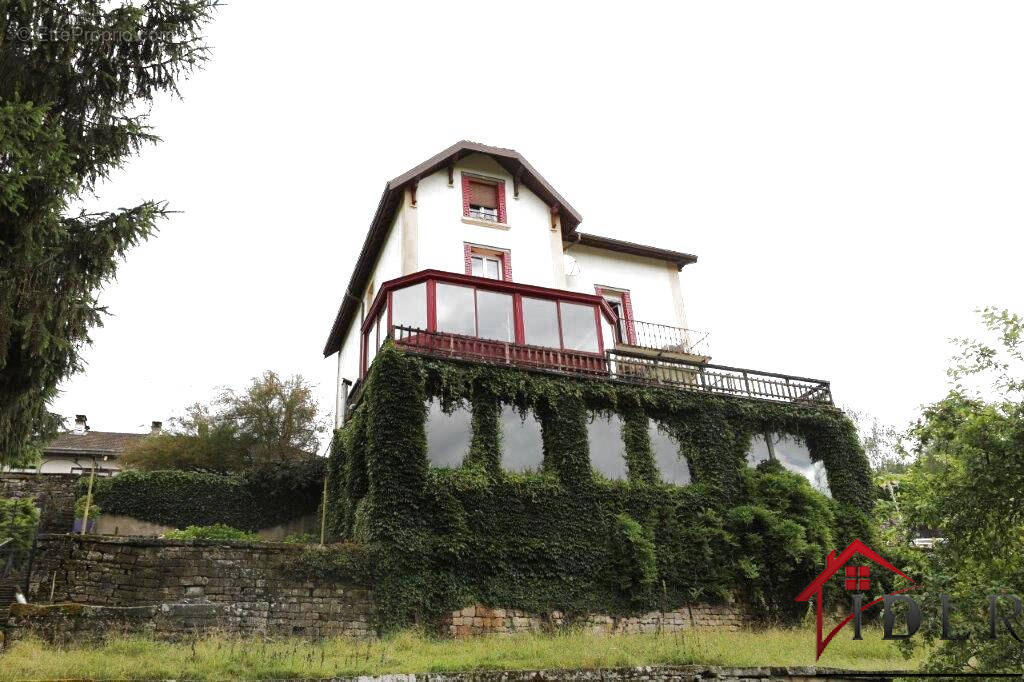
[745, 433, 772, 467]
[522, 297, 560, 348]
[365, 330, 376, 368]
[486, 258, 501, 279]
[560, 302, 599, 353]
[500, 405, 544, 473]
[425, 398, 471, 468]
[770, 434, 831, 497]
[650, 420, 690, 485]
[471, 256, 483, 277]
[376, 302, 387, 350]
[477, 291, 514, 342]
[587, 412, 627, 480]
[436, 283, 476, 336]
[391, 282, 427, 331]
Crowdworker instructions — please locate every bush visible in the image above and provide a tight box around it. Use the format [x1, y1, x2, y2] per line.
[164, 524, 258, 541]
[0, 497, 40, 549]
[86, 460, 325, 531]
[74, 495, 101, 520]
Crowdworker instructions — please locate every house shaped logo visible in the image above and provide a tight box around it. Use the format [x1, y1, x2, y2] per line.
[795, 539, 917, 660]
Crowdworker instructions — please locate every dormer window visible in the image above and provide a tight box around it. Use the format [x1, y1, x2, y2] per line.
[461, 173, 507, 224]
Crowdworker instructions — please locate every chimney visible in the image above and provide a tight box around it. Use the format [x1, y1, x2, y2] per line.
[150, 420, 163, 435]
[74, 415, 88, 435]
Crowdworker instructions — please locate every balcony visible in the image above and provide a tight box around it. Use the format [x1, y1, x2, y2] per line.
[359, 270, 832, 406]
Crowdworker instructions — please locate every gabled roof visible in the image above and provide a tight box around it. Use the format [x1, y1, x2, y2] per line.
[44, 431, 147, 456]
[569, 233, 697, 271]
[323, 141, 583, 357]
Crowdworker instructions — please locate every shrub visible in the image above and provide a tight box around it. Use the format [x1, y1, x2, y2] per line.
[164, 524, 258, 541]
[74, 495, 101, 520]
[0, 497, 40, 549]
[86, 460, 325, 531]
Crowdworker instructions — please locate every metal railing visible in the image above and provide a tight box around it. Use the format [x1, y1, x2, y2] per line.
[620, 320, 710, 356]
[392, 326, 831, 405]
[467, 209, 499, 222]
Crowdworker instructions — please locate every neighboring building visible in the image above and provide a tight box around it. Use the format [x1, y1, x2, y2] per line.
[18, 415, 160, 475]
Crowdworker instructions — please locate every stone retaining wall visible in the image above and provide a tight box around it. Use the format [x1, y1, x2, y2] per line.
[11, 535, 758, 643]
[443, 604, 750, 637]
[0, 473, 77, 533]
[21, 534, 374, 638]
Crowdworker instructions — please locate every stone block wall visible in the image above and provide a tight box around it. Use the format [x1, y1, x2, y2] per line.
[443, 603, 752, 637]
[22, 535, 374, 638]
[0, 473, 77, 533]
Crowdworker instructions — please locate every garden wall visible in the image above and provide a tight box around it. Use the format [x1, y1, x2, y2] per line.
[21, 534, 374, 638]
[8, 535, 759, 642]
[0, 473, 77, 533]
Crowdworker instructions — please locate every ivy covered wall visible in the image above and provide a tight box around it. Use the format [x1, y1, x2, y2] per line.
[326, 343, 873, 630]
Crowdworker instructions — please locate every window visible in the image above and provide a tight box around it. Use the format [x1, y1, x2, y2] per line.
[425, 398, 472, 468]
[477, 290, 514, 342]
[521, 297, 561, 348]
[467, 179, 498, 221]
[462, 174, 506, 223]
[391, 282, 427, 332]
[650, 420, 690, 485]
[471, 253, 503, 279]
[745, 433, 831, 496]
[587, 412, 628, 480]
[559, 302, 599, 353]
[597, 287, 635, 344]
[465, 244, 511, 282]
[436, 283, 476, 336]
[500, 405, 544, 472]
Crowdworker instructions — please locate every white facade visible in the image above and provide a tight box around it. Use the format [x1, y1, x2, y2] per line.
[332, 149, 694, 424]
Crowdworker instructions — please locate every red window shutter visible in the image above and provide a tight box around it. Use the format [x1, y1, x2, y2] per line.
[461, 174, 471, 216]
[468, 181, 498, 208]
[496, 180, 507, 223]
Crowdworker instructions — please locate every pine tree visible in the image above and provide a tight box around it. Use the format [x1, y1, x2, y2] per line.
[0, 1, 217, 467]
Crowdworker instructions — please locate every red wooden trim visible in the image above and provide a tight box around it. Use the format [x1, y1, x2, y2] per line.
[555, 301, 565, 352]
[426, 279, 437, 332]
[594, 304, 605, 355]
[463, 243, 473, 276]
[497, 180, 507, 224]
[513, 294, 525, 345]
[501, 249, 513, 282]
[386, 290, 393, 337]
[620, 289, 637, 344]
[364, 269, 618, 334]
[460, 173, 471, 217]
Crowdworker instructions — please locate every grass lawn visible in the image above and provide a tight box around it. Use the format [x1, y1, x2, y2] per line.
[0, 627, 924, 680]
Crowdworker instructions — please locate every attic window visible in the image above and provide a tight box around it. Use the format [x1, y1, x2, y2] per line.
[462, 174, 506, 223]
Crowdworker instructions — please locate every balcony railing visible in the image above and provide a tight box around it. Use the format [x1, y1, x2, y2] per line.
[393, 326, 832, 405]
[619, 320, 710, 356]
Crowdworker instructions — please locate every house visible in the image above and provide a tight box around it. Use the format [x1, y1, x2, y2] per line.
[19, 415, 159, 475]
[320, 142, 872, 628]
[323, 140, 835, 487]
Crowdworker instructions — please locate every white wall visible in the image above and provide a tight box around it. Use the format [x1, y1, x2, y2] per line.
[414, 153, 560, 287]
[565, 245, 687, 329]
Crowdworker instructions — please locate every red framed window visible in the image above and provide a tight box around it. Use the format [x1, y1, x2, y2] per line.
[464, 243, 513, 282]
[461, 174, 507, 224]
[595, 286, 636, 344]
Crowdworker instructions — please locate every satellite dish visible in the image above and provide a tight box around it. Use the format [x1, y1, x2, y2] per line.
[563, 254, 581, 276]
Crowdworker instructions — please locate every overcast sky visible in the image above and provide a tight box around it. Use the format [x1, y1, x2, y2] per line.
[52, 1, 1024, 446]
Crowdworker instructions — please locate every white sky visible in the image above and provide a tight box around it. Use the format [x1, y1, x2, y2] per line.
[52, 1, 1024, 446]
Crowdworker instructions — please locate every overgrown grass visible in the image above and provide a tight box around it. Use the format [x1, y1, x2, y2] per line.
[0, 628, 923, 680]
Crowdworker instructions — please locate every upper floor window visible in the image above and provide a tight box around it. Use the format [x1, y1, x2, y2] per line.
[462, 173, 507, 224]
[465, 243, 512, 282]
